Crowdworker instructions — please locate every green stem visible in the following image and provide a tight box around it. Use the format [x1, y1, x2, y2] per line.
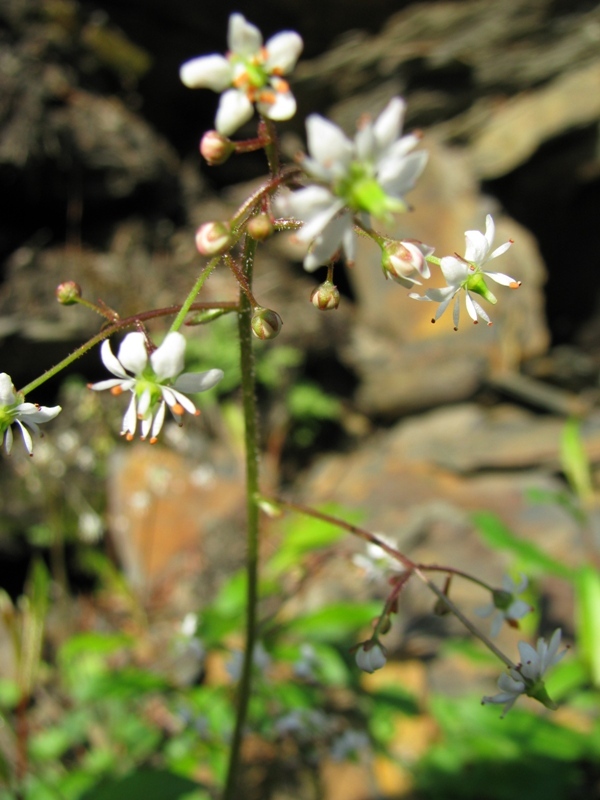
[222, 234, 260, 800]
[169, 258, 220, 333]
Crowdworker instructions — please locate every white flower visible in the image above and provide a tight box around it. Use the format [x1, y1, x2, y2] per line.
[476, 574, 532, 637]
[352, 534, 401, 581]
[180, 13, 303, 136]
[278, 97, 428, 271]
[0, 373, 61, 456]
[88, 332, 223, 443]
[482, 629, 566, 716]
[355, 640, 387, 674]
[410, 214, 520, 328]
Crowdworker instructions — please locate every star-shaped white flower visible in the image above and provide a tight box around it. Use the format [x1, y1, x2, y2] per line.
[180, 13, 303, 136]
[89, 332, 223, 443]
[277, 97, 428, 271]
[0, 373, 61, 456]
[482, 629, 566, 716]
[476, 574, 532, 637]
[410, 214, 520, 328]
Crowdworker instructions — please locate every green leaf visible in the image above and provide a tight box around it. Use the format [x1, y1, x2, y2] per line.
[561, 418, 594, 504]
[79, 768, 203, 800]
[281, 601, 381, 642]
[472, 511, 574, 579]
[267, 507, 348, 576]
[286, 382, 340, 421]
[575, 564, 600, 685]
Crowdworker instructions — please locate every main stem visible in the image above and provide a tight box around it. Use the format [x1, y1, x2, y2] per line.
[222, 234, 260, 800]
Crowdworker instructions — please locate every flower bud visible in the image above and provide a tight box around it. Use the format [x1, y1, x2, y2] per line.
[382, 239, 433, 288]
[195, 221, 233, 256]
[200, 130, 235, 166]
[247, 213, 274, 242]
[55, 281, 82, 305]
[355, 640, 387, 674]
[310, 280, 340, 310]
[251, 307, 283, 340]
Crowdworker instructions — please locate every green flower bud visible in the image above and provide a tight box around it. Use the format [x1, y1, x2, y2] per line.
[247, 213, 274, 242]
[310, 280, 340, 310]
[251, 307, 283, 340]
[465, 272, 497, 304]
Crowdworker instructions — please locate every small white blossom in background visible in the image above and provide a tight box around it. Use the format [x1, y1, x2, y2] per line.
[355, 640, 387, 674]
[330, 729, 371, 761]
[88, 332, 223, 443]
[410, 214, 520, 328]
[352, 533, 401, 581]
[277, 97, 428, 271]
[180, 13, 303, 136]
[476, 574, 532, 637]
[0, 373, 61, 456]
[482, 629, 567, 717]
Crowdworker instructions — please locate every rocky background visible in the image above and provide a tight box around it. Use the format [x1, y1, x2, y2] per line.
[1, 0, 600, 754]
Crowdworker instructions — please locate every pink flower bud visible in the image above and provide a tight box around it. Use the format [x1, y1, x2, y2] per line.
[55, 281, 82, 305]
[251, 307, 283, 340]
[247, 213, 274, 242]
[195, 221, 233, 256]
[310, 280, 340, 310]
[382, 239, 433, 288]
[200, 130, 235, 165]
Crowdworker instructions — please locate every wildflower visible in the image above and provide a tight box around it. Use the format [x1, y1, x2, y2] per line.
[355, 640, 387, 674]
[410, 214, 520, 328]
[476, 574, 532, 637]
[482, 629, 566, 717]
[180, 13, 303, 136]
[88, 332, 223, 443]
[278, 97, 428, 271]
[0, 373, 61, 456]
[352, 533, 401, 581]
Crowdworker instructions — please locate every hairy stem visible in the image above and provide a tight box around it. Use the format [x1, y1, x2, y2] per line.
[222, 234, 260, 800]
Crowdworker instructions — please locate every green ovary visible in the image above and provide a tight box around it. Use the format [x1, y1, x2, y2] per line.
[337, 164, 404, 218]
[465, 272, 497, 304]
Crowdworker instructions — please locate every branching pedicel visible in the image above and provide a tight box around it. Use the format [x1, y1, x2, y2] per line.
[2, 11, 565, 799]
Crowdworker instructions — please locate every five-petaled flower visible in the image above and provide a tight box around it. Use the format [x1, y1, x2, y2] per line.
[410, 214, 520, 328]
[476, 574, 532, 637]
[0, 373, 61, 456]
[482, 629, 566, 717]
[89, 332, 223, 443]
[180, 13, 303, 137]
[277, 97, 428, 271]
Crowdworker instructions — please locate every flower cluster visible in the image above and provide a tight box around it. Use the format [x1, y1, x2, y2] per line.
[0, 373, 61, 456]
[482, 629, 566, 716]
[180, 13, 303, 136]
[278, 97, 428, 271]
[89, 332, 223, 443]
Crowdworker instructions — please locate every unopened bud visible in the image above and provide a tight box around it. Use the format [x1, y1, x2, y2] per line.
[375, 614, 392, 635]
[55, 281, 82, 305]
[251, 307, 283, 340]
[200, 130, 235, 165]
[310, 280, 340, 310]
[355, 640, 387, 674]
[382, 239, 433, 288]
[195, 221, 233, 256]
[247, 213, 274, 241]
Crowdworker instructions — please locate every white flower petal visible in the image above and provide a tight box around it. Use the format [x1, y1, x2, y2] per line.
[4, 424, 13, 454]
[464, 229, 489, 264]
[439, 255, 468, 286]
[0, 374, 16, 405]
[295, 198, 345, 244]
[259, 89, 296, 121]
[215, 89, 254, 136]
[303, 213, 353, 271]
[151, 332, 186, 380]
[378, 150, 429, 198]
[117, 333, 148, 376]
[228, 13, 262, 56]
[489, 241, 513, 261]
[121, 395, 138, 438]
[151, 401, 167, 440]
[305, 115, 353, 171]
[99, 340, 129, 379]
[163, 387, 197, 415]
[15, 420, 33, 455]
[174, 369, 224, 393]
[179, 54, 233, 91]
[89, 378, 128, 392]
[264, 31, 303, 73]
[373, 97, 405, 153]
